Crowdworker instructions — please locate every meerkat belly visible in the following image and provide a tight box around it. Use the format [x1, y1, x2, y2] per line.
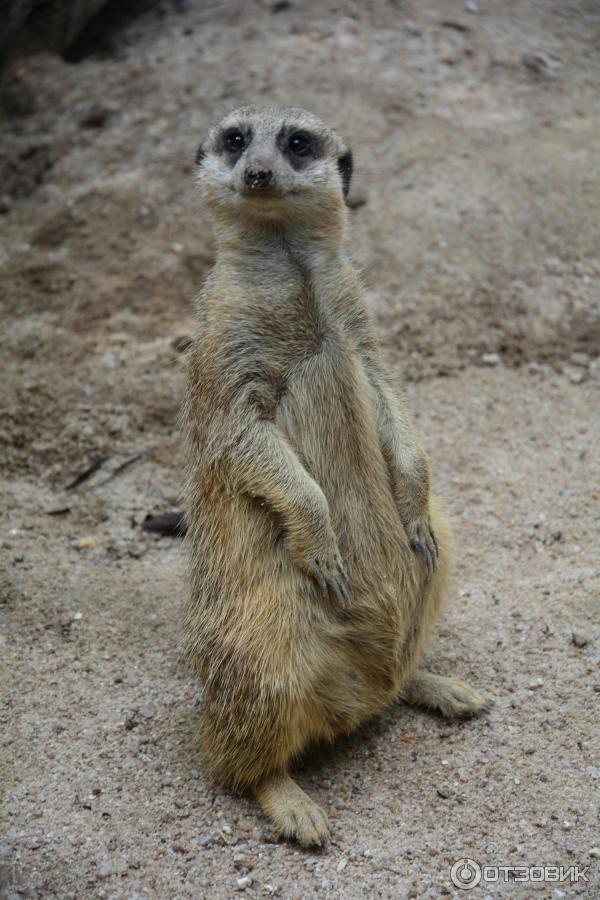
[275, 343, 417, 714]
[277, 344, 409, 583]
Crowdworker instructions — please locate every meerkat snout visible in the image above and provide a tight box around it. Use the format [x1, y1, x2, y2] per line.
[244, 165, 274, 190]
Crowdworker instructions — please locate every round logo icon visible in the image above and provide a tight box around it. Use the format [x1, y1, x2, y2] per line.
[450, 858, 482, 890]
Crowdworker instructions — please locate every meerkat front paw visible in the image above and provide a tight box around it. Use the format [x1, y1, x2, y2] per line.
[289, 531, 350, 605]
[405, 514, 438, 575]
[305, 548, 350, 606]
[255, 773, 330, 848]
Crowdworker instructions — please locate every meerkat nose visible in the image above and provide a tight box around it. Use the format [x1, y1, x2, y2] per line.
[244, 167, 273, 189]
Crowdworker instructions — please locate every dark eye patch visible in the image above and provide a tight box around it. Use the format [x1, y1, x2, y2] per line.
[217, 125, 253, 165]
[277, 126, 322, 170]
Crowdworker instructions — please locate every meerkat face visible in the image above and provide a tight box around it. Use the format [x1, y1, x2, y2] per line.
[195, 106, 353, 224]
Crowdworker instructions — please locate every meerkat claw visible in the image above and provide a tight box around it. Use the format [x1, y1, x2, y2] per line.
[412, 538, 432, 575]
[314, 568, 327, 591]
[307, 551, 350, 605]
[430, 527, 439, 556]
[328, 576, 349, 606]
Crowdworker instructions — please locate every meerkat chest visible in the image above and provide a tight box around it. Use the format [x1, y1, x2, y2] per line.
[247, 261, 361, 361]
[206, 266, 369, 417]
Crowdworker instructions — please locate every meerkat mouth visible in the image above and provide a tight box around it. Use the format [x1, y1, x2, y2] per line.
[239, 186, 286, 202]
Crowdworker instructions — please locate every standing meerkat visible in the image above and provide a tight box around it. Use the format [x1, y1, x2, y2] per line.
[183, 106, 488, 847]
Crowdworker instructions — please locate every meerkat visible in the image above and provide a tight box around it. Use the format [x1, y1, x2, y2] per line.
[183, 106, 489, 847]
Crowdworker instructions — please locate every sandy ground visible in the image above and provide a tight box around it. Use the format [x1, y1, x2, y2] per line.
[1, 1, 599, 897]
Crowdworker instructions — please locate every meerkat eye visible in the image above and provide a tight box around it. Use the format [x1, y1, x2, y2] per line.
[288, 132, 312, 157]
[224, 129, 245, 152]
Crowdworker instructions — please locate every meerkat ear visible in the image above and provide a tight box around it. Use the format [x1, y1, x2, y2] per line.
[195, 144, 206, 167]
[337, 150, 353, 197]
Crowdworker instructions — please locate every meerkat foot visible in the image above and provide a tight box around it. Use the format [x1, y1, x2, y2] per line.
[401, 671, 490, 719]
[254, 772, 330, 848]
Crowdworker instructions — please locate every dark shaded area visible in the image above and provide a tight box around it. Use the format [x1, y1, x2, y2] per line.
[0, 0, 166, 70]
[62, 0, 164, 63]
[141, 510, 186, 537]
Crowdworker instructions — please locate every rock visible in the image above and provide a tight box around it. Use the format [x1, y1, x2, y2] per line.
[528, 678, 544, 691]
[571, 630, 590, 648]
[136, 204, 156, 226]
[127, 542, 148, 559]
[589, 847, 600, 859]
[481, 353, 500, 366]
[337, 858, 348, 872]
[522, 53, 561, 77]
[236, 876, 252, 890]
[96, 856, 128, 878]
[571, 352, 590, 367]
[564, 366, 585, 384]
[80, 104, 112, 129]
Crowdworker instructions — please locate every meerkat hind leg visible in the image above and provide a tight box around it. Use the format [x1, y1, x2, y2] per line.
[401, 671, 490, 719]
[255, 771, 330, 848]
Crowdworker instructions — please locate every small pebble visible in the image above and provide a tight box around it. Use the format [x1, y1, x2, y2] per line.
[481, 352, 500, 366]
[236, 876, 252, 890]
[80, 104, 111, 129]
[568, 369, 584, 384]
[528, 678, 544, 690]
[337, 858, 348, 872]
[589, 847, 600, 858]
[571, 352, 590, 366]
[571, 630, 590, 648]
[96, 856, 128, 878]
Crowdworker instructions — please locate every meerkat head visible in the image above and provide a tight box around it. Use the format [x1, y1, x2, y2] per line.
[194, 106, 353, 230]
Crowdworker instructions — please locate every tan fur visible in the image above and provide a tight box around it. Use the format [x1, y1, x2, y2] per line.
[182, 106, 488, 846]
